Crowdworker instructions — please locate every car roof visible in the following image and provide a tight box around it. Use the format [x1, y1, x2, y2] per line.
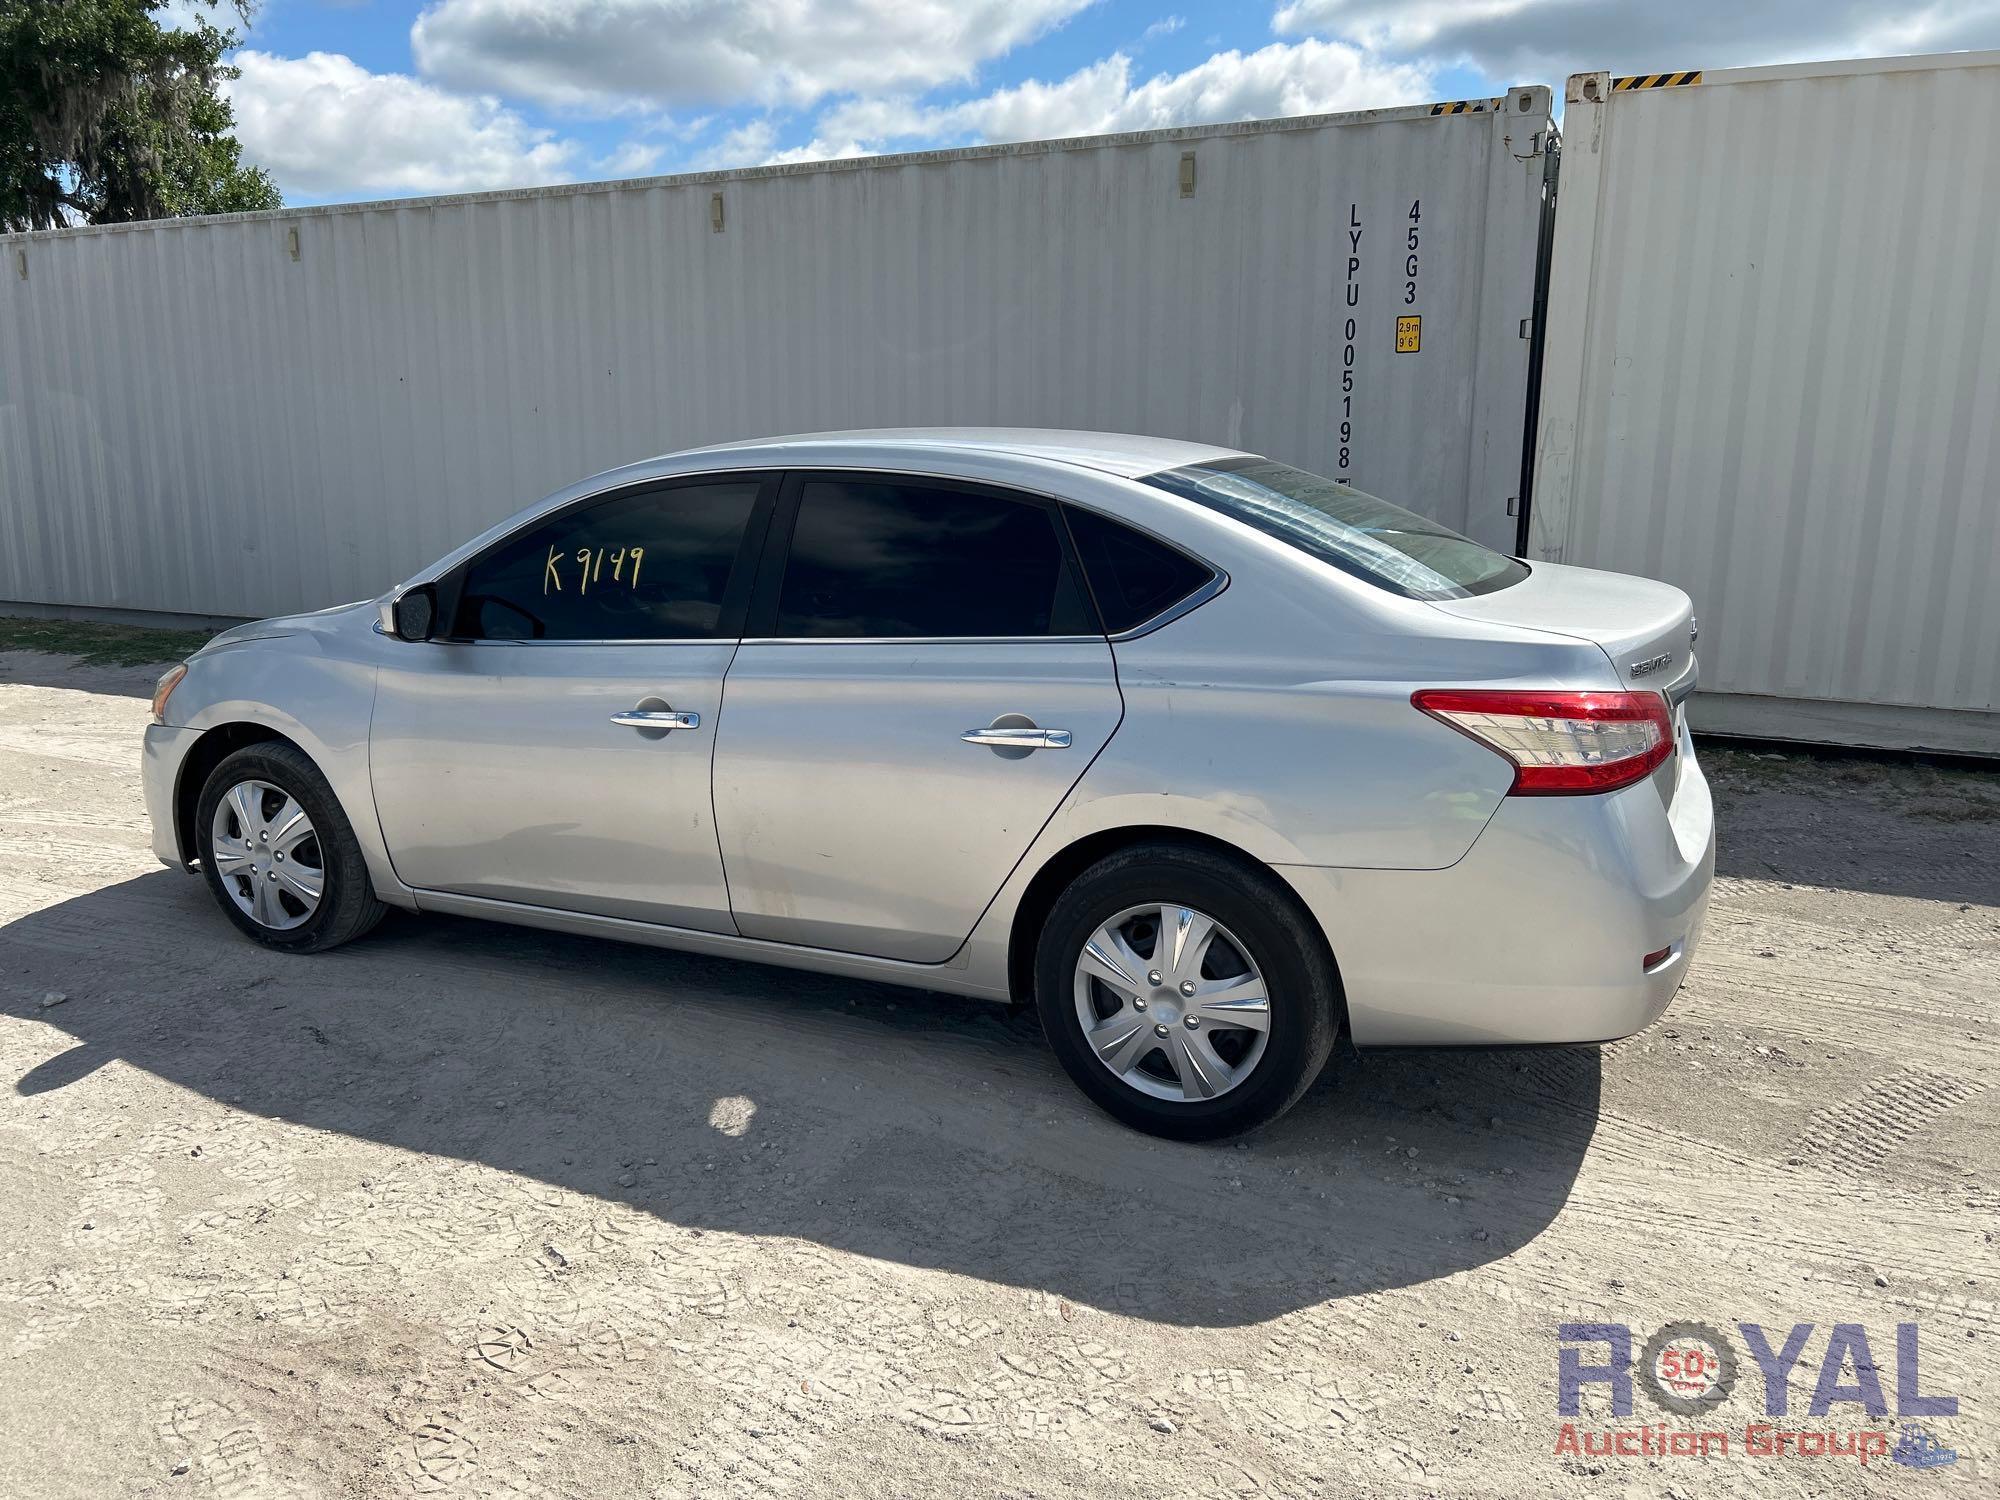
[408, 429, 1254, 592]
[675, 427, 1246, 480]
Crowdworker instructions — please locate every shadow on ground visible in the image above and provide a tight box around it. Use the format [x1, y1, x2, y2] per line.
[0, 650, 167, 697]
[1703, 744, 2000, 906]
[6, 871, 1601, 1328]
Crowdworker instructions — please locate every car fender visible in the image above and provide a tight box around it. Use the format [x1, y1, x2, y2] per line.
[163, 621, 412, 905]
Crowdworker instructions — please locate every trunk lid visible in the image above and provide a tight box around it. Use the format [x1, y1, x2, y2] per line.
[1426, 559, 1695, 693]
[1427, 560, 1697, 799]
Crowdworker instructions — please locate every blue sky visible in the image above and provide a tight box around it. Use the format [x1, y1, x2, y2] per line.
[207, 1, 2000, 206]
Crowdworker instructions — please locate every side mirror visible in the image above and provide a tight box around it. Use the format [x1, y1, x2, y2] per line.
[391, 584, 438, 642]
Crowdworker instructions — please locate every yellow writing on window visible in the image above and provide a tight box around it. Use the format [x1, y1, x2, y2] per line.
[543, 544, 644, 596]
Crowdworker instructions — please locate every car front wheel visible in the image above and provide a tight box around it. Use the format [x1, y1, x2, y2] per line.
[195, 741, 387, 952]
[1033, 843, 1341, 1140]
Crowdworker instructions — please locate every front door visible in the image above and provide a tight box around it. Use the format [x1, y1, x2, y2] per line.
[712, 473, 1123, 962]
[371, 473, 774, 931]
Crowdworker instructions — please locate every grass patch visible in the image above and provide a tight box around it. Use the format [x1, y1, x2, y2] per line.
[1704, 743, 2000, 822]
[0, 616, 218, 667]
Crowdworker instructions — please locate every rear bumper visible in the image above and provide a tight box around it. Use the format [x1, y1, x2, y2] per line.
[1278, 735, 1715, 1046]
[142, 723, 200, 869]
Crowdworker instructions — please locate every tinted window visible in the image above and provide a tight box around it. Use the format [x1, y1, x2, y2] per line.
[450, 480, 760, 640]
[1141, 456, 1529, 600]
[1063, 505, 1214, 633]
[777, 480, 1093, 638]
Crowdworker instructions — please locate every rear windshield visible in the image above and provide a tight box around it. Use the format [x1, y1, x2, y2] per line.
[1140, 456, 1528, 600]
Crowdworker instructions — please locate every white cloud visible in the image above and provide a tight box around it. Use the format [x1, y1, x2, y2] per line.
[156, 0, 263, 34]
[1274, 0, 1531, 55]
[410, 0, 1096, 113]
[1274, 0, 2000, 82]
[594, 141, 666, 177]
[710, 118, 780, 163]
[788, 38, 1432, 162]
[759, 137, 875, 166]
[1142, 15, 1185, 43]
[227, 51, 580, 198]
[683, 117, 867, 170]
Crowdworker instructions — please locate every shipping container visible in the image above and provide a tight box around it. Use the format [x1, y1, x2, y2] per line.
[0, 92, 1552, 623]
[1528, 51, 2000, 756]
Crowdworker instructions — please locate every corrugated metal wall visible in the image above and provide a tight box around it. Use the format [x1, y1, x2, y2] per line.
[1531, 52, 2000, 752]
[0, 95, 1550, 622]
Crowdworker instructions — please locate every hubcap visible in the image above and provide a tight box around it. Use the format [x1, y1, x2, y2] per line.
[1073, 903, 1271, 1102]
[210, 780, 324, 930]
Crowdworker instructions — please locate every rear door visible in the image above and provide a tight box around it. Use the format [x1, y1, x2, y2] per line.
[711, 472, 1123, 962]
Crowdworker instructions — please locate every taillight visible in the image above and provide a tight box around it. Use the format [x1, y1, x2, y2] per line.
[1411, 688, 1674, 795]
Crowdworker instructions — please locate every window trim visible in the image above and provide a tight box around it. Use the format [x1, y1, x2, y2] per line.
[1056, 500, 1227, 641]
[432, 470, 781, 646]
[740, 469, 1109, 645]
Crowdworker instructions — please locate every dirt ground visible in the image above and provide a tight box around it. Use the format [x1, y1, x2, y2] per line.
[0, 649, 1994, 1499]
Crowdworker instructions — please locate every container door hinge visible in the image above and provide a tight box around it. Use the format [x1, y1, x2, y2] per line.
[1506, 496, 1519, 518]
[1519, 316, 1533, 339]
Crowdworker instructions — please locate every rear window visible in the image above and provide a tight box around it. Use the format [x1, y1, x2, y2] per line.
[1140, 456, 1528, 600]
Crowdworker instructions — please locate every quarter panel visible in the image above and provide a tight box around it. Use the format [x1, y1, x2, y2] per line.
[1101, 582, 1609, 871]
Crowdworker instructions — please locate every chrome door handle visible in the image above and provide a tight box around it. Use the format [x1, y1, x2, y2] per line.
[611, 709, 700, 731]
[960, 726, 1071, 750]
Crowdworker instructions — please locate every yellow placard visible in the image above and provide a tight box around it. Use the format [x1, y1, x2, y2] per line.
[1395, 315, 1421, 354]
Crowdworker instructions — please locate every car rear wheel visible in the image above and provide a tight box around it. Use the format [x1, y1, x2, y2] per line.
[195, 742, 387, 952]
[1034, 843, 1341, 1140]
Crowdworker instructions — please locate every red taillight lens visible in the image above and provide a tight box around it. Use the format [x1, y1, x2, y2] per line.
[1411, 688, 1674, 795]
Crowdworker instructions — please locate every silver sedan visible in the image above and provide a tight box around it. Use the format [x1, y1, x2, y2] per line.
[142, 430, 1714, 1138]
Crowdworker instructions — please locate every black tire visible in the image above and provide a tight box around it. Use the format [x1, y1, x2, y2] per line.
[1034, 843, 1341, 1141]
[195, 741, 387, 953]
